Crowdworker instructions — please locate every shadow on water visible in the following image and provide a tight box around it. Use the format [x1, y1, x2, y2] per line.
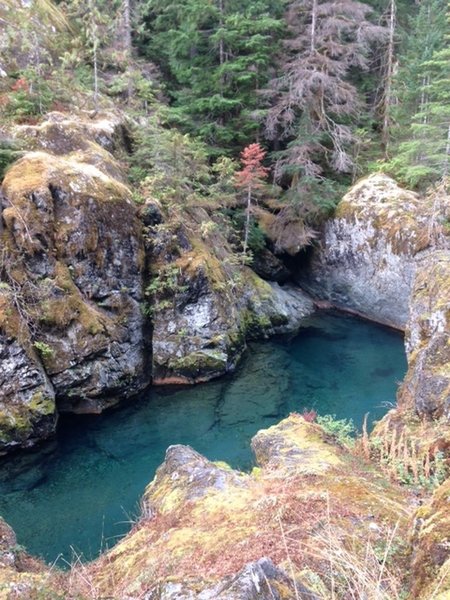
[0, 312, 407, 566]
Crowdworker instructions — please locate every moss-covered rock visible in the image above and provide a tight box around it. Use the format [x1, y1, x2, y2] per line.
[0, 112, 149, 448]
[370, 251, 450, 489]
[409, 478, 450, 598]
[399, 251, 450, 420]
[88, 414, 411, 599]
[299, 174, 450, 329]
[0, 516, 66, 600]
[0, 296, 56, 453]
[145, 201, 314, 384]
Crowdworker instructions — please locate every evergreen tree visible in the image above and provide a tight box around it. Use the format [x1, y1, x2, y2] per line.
[235, 143, 268, 258]
[388, 0, 449, 186]
[265, 0, 386, 198]
[138, 0, 284, 154]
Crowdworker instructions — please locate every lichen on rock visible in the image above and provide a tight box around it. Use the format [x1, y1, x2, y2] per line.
[0, 112, 149, 448]
[299, 173, 450, 329]
[88, 414, 411, 600]
[399, 250, 450, 420]
[144, 200, 314, 385]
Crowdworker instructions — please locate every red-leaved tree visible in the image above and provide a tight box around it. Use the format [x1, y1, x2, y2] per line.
[235, 143, 268, 258]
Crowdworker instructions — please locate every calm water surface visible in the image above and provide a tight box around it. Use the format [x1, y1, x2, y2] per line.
[0, 313, 406, 565]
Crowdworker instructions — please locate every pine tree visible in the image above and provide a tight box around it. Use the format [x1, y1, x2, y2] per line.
[138, 0, 284, 154]
[266, 0, 386, 197]
[388, 0, 449, 186]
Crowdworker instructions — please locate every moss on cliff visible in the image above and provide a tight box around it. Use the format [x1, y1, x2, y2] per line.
[335, 174, 446, 256]
[88, 415, 411, 599]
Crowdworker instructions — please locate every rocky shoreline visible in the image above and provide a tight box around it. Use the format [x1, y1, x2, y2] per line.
[0, 111, 449, 599]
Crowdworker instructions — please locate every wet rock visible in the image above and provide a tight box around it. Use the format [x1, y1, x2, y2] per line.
[246, 281, 315, 337]
[299, 174, 449, 329]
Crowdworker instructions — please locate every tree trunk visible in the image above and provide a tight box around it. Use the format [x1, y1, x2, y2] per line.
[381, 0, 396, 158]
[88, 0, 99, 113]
[242, 184, 252, 259]
[123, 0, 133, 102]
[310, 0, 317, 53]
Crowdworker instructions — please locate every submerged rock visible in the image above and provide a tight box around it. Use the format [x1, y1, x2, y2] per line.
[299, 174, 450, 329]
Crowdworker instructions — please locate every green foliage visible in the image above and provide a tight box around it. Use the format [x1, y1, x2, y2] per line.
[0, 139, 20, 180]
[138, 0, 284, 154]
[33, 341, 54, 359]
[316, 414, 356, 447]
[387, 0, 450, 187]
[143, 264, 189, 318]
[5, 80, 55, 119]
[129, 117, 212, 204]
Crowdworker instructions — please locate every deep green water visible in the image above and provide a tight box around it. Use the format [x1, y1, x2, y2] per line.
[0, 313, 406, 566]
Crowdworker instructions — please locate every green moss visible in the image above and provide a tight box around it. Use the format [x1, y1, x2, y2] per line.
[169, 350, 228, 378]
[28, 392, 55, 416]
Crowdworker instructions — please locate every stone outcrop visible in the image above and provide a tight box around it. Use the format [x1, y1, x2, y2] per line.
[144, 200, 314, 384]
[371, 248, 450, 485]
[0, 516, 60, 600]
[399, 250, 450, 420]
[151, 558, 314, 600]
[0, 415, 446, 599]
[87, 414, 411, 600]
[0, 327, 55, 453]
[0, 112, 149, 449]
[0, 111, 315, 449]
[299, 174, 450, 329]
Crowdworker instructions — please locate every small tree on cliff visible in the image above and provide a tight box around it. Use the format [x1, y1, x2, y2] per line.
[235, 143, 268, 260]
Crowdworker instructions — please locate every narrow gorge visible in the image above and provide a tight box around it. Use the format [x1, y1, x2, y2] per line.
[0, 110, 449, 599]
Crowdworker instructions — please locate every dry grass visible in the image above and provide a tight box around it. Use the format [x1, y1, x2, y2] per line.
[369, 415, 449, 489]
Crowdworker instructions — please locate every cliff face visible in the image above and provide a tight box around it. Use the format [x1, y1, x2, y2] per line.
[400, 250, 450, 420]
[299, 174, 449, 330]
[144, 199, 314, 384]
[0, 111, 315, 450]
[299, 172, 450, 443]
[0, 113, 149, 452]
